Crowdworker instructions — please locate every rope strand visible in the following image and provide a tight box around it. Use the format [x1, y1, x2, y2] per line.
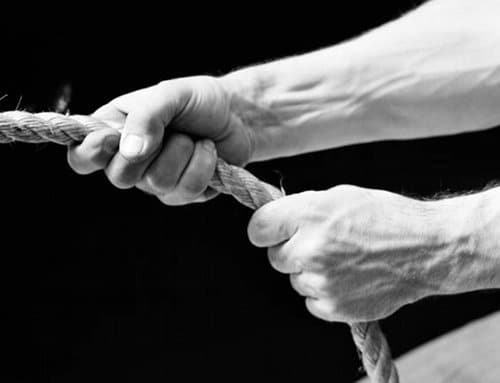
[0, 111, 399, 383]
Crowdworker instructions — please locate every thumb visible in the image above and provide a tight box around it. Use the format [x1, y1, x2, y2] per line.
[247, 192, 308, 247]
[117, 82, 188, 162]
[120, 109, 165, 163]
[91, 103, 126, 132]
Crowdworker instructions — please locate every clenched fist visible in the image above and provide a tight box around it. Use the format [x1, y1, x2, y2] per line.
[67, 76, 255, 205]
[248, 185, 461, 322]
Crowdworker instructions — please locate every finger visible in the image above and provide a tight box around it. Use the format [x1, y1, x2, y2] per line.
[105, 104, 194, 190]
[305, 298, 343, 322]
[157, 139, 217, 205]
[290, 272, 327, 298]
[119, 83, 186, 163]
[267, 241, 303, 274]
[105, 138, 165, 190]
[247, 192, 314, 247]
[191, 187, 220, 203]
[108, 85, 157, 114]
[119, 110, 163, 163]
[138, 133, 197, 195]
[104, 152, 157, 189]
[152, 187, 219, 205]
[91, 104, 126, 132]
[67, 128, 120, 175]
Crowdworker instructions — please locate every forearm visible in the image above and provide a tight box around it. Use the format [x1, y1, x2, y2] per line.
[222, 0, 500, 161]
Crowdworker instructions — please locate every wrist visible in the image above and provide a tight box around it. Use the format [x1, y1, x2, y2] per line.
[219, 62, 305, 162]
[424, 190, 500, 295]
[219, 67, 276, 162]
[219, 42, 368, 162]
[461, 188, 500, 290]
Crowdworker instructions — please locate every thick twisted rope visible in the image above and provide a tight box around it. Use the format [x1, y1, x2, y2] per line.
[0, 111, 399, 383]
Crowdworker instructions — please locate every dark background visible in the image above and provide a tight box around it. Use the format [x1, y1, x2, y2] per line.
[1, 2, 500, 382]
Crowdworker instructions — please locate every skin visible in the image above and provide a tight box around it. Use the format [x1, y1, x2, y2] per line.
[247, 186, 498, 322]
[68, 76, 254, 205]
[68, 0, 500, 322]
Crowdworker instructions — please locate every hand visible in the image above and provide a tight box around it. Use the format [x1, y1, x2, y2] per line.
[247, 185, 453, 322]
[67, 76, 256, 205]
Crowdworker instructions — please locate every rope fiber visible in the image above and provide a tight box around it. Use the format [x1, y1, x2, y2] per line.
[0, 110, 399, 383]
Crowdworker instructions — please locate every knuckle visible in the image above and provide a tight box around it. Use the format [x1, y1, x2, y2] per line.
[295, 240, 320, 259]
[156, 193, 175, 206]
[292, 273, 326, 297]
[268, 246, 301, 274]
[267, 247, 287, 273]
[87, 148, 107, 165]
[199, 146, 216, 166]
[306, 298, 341, 322]
[70, 164, 91, 175]
[312, 273, 329, 293]
[332, 184, 372, 201]
[305, 298, 326, 320]
[67, 151, 91, 175]
[155, 79, 188, 106]
[247, 213, 267, 245]
[333, 184, 355, 194]
[144, 172, 176, 195]
[299, 274, 322, 297]
[290, 274, 307, 296]
[173, 133, 194, 153]
[105, 169, 136, 190]
[157, 192, 189, 206]
[156, 79, 178, 90]
[181, 177, 206, 197]
[287, 242, 322, 271]
[295, 191, 321, 218]
[156, 80, 170, 89]
[247, 227, 263, 247]
[248, 204, 274, 240]
[67, 158, 83, 175]
[92, 103, 111, 116]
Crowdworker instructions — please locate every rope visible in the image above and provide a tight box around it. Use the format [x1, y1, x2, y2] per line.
[0, 110, 399, 382]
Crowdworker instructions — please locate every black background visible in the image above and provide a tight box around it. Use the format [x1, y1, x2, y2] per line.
[1, 2, 500, 382]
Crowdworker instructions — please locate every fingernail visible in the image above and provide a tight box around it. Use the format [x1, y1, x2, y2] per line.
[202, 139, 216, 154]
[103, 135, 120, 154]
[121, 134, 144, 158]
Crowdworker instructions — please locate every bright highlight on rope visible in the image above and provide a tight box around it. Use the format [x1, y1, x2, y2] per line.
[0, 110, 399, 383]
